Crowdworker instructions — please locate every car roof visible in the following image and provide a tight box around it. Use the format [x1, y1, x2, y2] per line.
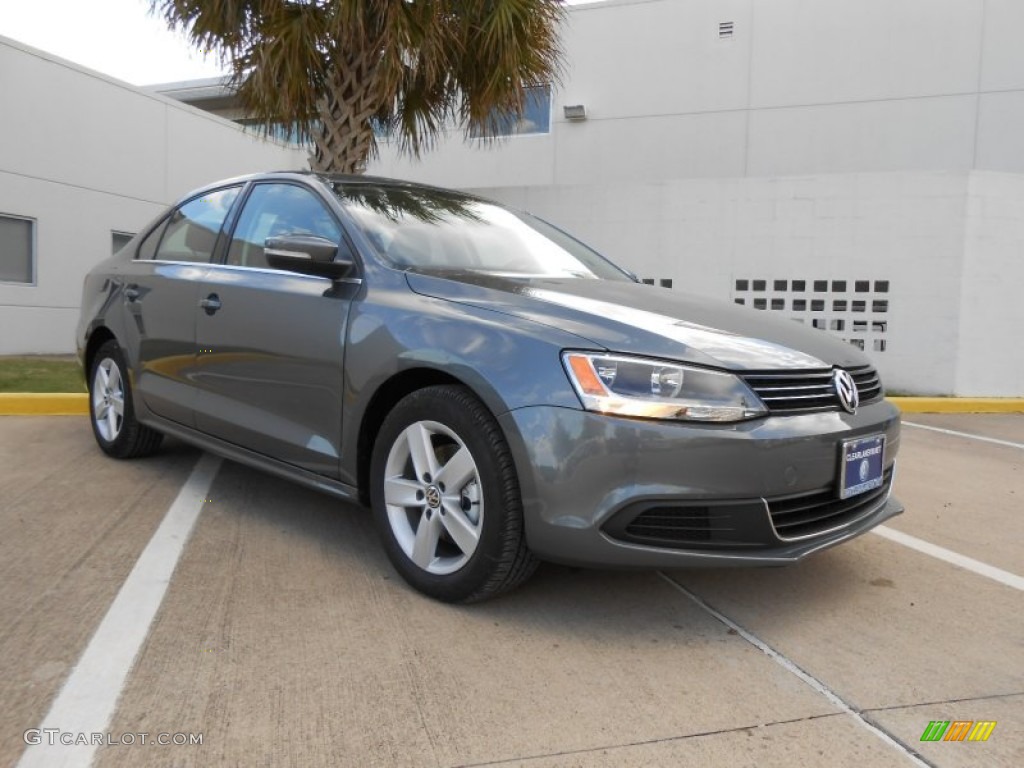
[176, 171, 478, 207]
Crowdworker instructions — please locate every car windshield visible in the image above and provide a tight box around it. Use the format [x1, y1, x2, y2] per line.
[330, 182, 631, 281]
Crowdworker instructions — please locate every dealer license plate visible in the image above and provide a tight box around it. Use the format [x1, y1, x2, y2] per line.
[839, 435, 885, 499]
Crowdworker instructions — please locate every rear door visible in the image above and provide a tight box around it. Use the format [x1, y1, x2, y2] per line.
[121, 186, 242, 426]
[193, 181, 357, 477]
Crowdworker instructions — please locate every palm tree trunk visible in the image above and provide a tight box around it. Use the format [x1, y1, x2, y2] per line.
[309, 48, 382, 174]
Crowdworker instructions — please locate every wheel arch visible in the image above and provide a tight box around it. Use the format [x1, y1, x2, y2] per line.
[83, 326, 117, 377]
[355, 367, 499, 506]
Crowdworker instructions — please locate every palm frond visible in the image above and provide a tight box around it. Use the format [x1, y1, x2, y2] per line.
[150, 0, 567, 171]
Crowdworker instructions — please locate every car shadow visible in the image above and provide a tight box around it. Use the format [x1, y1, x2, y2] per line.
[189, 454, 869, 638]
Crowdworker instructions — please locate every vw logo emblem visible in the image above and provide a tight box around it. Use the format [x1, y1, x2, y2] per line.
[833, 369, 859, 414]
[424, 485, 442, 509]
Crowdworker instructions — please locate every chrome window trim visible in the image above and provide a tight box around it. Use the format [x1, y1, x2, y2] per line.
[131, 258, 363, 285]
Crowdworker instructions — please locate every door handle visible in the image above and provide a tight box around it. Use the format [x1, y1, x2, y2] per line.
[199, 294, 222, 315]
[124, 285, 140, 301]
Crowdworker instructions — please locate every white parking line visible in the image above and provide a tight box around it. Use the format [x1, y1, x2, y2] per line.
[872, 525, 1024, 592]
[657, 573, 933, 768]
[903, 421, 1024, 450]
[17, 453, 222, 768]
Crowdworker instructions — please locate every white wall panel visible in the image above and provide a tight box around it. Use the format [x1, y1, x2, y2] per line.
[553, 111, 747, 184]
[979, 0, 1024, 92]
[750, 0, 983, 108]
[0, 43, 167, 203]
[372, 131, 556, 189]
[975, 91, 1024, 175]
[564, 0, 752, 119]
[0, 306, 80, 354]
[163, 106, 302, 200]
[957, 172, 1024, 395]
[748, 96, 977, 176]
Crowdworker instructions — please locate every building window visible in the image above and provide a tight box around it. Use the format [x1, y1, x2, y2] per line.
[473, 84, 552, 138]
[112, 231, 135, 255]
[0, 214, 35, 284]
[239, 119, 310, 146]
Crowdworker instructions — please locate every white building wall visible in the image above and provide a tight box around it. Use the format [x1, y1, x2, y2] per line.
[371, 0, 1024, 395]
[0, 36, 306, 354]
[957, 173, 1024, 396]
[373, 0, 1024, 186]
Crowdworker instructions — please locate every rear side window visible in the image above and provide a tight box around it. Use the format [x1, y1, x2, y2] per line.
[154, 187, 241, 263]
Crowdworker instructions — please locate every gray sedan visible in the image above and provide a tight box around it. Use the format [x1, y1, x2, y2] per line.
[77, 172, 902, 602]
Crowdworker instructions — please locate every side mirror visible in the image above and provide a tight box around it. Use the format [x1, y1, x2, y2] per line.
[265, 235, 354, 279]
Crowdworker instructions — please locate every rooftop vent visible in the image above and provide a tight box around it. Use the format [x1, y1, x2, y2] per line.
[719, 21, 734, 38]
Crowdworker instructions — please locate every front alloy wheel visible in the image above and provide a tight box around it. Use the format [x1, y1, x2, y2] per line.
[371, 385, 537, 602]
[383, 420, 484, 575]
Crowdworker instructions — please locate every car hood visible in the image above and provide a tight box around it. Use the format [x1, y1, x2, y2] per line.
[406, 271, 872, 371]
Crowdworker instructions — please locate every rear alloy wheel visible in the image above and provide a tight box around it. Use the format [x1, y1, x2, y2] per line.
[88, 340, 163, 459]
[371, 385, 537, 602]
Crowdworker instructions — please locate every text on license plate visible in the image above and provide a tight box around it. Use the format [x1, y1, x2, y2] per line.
[839, 434, 885, 500]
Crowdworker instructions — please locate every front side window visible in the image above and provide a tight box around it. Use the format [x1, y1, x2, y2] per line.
[227, 184, 341, 269]
[154, 187, 241, 263]
[0, 213, 35, 284]
[332, 183, 629, 281]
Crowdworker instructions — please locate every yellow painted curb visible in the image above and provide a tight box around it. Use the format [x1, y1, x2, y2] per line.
[0, 393, 88, 415]
[887, 397, 1024, 414]
[0, 393, 1020, 416]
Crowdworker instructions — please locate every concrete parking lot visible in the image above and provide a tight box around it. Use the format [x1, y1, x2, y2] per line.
[1, 414, 1021, 767]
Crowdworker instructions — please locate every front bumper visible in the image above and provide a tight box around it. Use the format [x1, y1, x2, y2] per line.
[498, 400, 903, 568]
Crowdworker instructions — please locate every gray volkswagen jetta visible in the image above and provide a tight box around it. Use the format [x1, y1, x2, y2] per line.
[77, 171, 902, 602]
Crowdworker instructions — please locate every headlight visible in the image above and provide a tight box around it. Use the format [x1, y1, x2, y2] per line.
[562, 352, 767, 422]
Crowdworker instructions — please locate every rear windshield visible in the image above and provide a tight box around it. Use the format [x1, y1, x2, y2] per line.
[330, 183, 631, 281]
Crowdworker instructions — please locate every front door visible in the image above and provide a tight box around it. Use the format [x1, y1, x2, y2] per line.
[193, 182, 355, 477]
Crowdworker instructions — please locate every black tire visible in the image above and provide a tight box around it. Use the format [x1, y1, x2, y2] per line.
[88, 339, 164, 459]
[370, 385, 537, 603]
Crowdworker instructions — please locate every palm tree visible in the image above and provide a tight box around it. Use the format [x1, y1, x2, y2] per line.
[151, 0, 566, 174]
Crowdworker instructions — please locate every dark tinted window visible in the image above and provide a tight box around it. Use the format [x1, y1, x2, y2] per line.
[154, 187, 240, 263]
[0, 214, 34, 283]
[112, 231, 134, 255]
[228, 184, 341, 269]
[331, 183, 630, 281]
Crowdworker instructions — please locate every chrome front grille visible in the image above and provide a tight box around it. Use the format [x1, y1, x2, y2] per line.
[743, 366, 883, 415]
